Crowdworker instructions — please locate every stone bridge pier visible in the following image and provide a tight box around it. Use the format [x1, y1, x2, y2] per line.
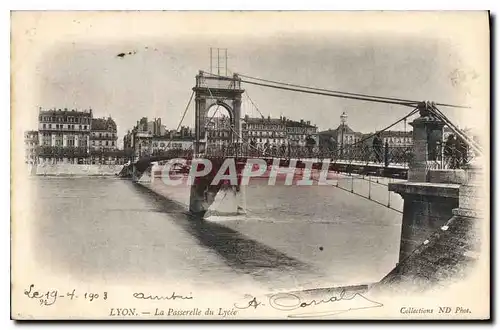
[389, 102, 482, 264]
[189, 159, 247, 218]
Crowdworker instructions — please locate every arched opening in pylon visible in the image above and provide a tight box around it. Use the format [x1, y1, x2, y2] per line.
[205, 102, 235, 154]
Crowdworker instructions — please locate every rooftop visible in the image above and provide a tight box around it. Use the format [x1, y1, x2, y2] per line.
[243, 115, 316, 128]
[92, 117, 117, 132]
[243, 116, 285, 125]
[319, 124, 360, 136]
[39, 107, 93, 117]
[285, 119, 316, 128]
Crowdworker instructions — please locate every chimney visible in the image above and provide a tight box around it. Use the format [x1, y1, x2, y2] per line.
[307, 120, 311, 125]
[300, 119, 304, 124]
[245, 114, 249, 120]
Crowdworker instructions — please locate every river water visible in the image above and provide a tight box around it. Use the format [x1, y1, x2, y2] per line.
[28, 174, 404, 294]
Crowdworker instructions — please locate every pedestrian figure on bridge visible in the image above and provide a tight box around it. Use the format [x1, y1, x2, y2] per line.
[373, 133, 383, 163]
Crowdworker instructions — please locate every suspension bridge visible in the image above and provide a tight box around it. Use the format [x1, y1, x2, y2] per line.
[121, 68, 481, 220]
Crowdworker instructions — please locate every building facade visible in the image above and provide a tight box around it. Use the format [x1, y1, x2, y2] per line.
[90, 117, 118, 151]
[90, 117, 119, 164]
[37, 107, 92, 163]
[242, 116, 319, 147]
[318, 112, 363, 151]
[241, 115, 287, 148]
[30, 107, 124, 164]
[24, 130, 38, 164]
[206, 115, 233, 153]
[123, 118, 194, 159]
[284, 118, 319, 147]
[378, 130, 413, 147]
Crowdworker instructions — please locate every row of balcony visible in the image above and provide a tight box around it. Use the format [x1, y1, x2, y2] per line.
[39, 124, 90, 131]
[90, 135, 117, 140]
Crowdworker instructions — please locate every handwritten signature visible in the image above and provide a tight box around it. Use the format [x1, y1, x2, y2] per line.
[269, 289, 383, 318]
[235, 289, 383, 318]
[133, 292, 193, 301]
[234, 296, 264, 310]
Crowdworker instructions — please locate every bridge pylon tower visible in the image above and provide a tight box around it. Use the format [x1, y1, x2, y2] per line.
[192, 71, 245, 155]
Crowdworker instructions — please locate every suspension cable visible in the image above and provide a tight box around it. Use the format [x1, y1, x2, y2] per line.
[237, 72, 419, 104]
[245, 91, 266, 119]
[240, 79, 418, 107]
[349, 107, 419, 147]
[429, 105, 483, 154]
[205, 85, 228, 130]
[164, 90, 194, 149]
[202, 70, 471, 109]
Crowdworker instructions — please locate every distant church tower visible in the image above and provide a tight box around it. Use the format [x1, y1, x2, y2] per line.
[340, 111, 348, 125]
[339, 111, 348, 151]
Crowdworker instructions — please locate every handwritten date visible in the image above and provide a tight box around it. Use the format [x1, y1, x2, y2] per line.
[24, 284, 108, 307]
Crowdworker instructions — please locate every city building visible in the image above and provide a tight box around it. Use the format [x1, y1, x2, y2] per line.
[123, 117, 194, 159]
[90, 117, 119, 164]
[242, 115, 318, 150]
[206, 114, 233, 152]
[318, 112, 363, 151]
[24, 130, 38, 164]
[151, 135, 194, 155]
[284, 117, 319, 147]
[241, 115, 287, 148]
[152, 126, 194, 154]
[37, 107, 92, 163]
[378, 130, 413, 147]
[90, 117, 118, 150]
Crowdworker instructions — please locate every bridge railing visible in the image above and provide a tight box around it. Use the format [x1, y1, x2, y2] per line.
[136, 141, 476, 173]
[426, 141, 477, 170]
[199, 144, 414, 168]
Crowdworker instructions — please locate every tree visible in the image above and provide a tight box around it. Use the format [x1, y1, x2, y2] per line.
[443, 134, 470, 169]
[305, 135, 316, 157]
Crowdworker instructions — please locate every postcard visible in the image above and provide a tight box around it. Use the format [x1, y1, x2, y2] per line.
[11, 11, 490, 320]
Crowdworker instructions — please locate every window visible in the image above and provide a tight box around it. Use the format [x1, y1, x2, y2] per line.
[84, 125, 87, 130]
[48, 124, 52, 129]
[79, 125, 82, 130]
[112, 141, 114, 146]
[106, 141, 109, 146]
[43, 124, 46, 129]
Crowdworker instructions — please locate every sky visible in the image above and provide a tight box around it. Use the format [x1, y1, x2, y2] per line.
[12, 12, 489, 148]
